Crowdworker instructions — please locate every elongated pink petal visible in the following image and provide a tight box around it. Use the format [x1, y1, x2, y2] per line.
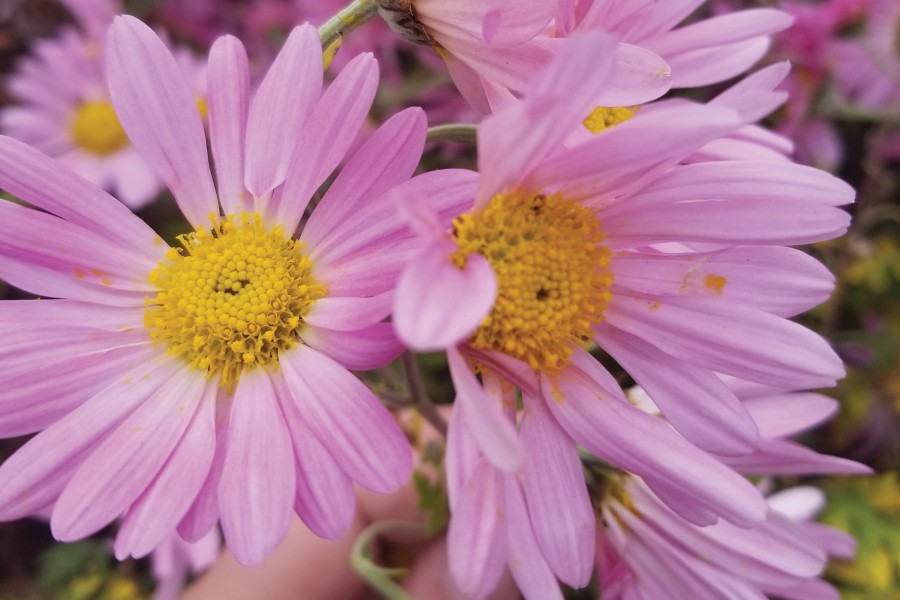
[107, 16, 218, 227]
[208, 35, 251, 215]
[280, 392, 355, 539]
[300, 322, 403, 371]
[544, 351, 767, 527]
[447, 460, 507, 598]
[502, 475, 565, 600]
[742, 392, 837, 438]
[0, 300, 143, 329]
[448, 346, 523, 473]
[0, 356, 180, 521]
[114, 382, 217, 559]
[445, 403, 481, 511]
[418, 0, 552, 47]
[595, 43, 671, 107]
[302, 108, 426, 252]
[275, 53, 379, 230]
[52, 365, 206, 541]
[646, 9, 791, 56]
[605, 295, 844, 389]
[601, 327, 759, 456]
[244, 24, 322, 198]
[395, 239, 497, 351]
[0, 136, 165, 257]
[520, 395, 594, 587]
[303, 292, 393, 332]
[610, 247, 835, 318]
[279, 345, 411, 493]
[219, 370, 295, 566]
[723, 438, 872, 476]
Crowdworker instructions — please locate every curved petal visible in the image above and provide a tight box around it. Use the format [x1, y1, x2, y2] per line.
[447, 346, 523, 473]
[275, 52, 379, 231]
[395, 239, 497, 351]
[519, 395, 595, 587]
[244, 24, 322, 199]
[114, 383, 217, 559]
[300, 322, 403, 371]
[218, 370, 295, 566]
[279, 345, 412, 493]
[107, 16, 218, 227]
[303, 292, 393, 332]
[595, 43, 671, 106]
[207, 35, 251, 215]
[52, 364, 206, 541]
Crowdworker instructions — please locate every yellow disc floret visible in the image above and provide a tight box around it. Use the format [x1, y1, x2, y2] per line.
[452, 192, 613, 375]
[145, 212, 326, 388]
[70, 100, 130, 155]
[583, 106, 637, 134]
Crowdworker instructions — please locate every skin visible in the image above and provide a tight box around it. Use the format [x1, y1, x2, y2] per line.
[180, 413, 520, 600]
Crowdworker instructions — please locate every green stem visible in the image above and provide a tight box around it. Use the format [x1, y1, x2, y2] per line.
[425, 124, 478, 145]
[351, 521, 428, 600]
[318, 0, 379, 52]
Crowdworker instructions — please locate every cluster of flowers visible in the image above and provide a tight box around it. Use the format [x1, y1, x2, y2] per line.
[0, 0, 880, 598]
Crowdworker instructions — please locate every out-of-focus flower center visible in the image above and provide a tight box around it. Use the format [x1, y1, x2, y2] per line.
[583, 106, 637, 134]
[70, 100, 130, 155]
[145, 212, 326, 388]
[451, 192, 613, 375]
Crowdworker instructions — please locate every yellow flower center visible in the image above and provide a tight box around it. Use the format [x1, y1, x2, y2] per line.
[452, 192, 613, 375]
[70, 100, 130, 155]
[583, 106, 637, 134]
[145, 212, 326, 388]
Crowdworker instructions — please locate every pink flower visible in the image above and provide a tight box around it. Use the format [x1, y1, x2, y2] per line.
[596, 478, 856, 600]
[376, 0, 672, 113]
[152, 529, 220, 600]
[393, 33, 853, 595]
[0, 16, 480, 566]
[555, 0, 794, 88]
[0, 0, 207, 210]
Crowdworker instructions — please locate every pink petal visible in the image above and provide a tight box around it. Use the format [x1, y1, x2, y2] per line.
[207, 35, 251, 215]
[601, 327, 760, 456]
[418, 0, 552, 47]
[519, 395, 595, 587]
[0, 356, 180, 521]
[595, 43, 671, 107]
[52, 364, 206, 541]
[114, 383, 217, 559]
[279, 345, 412, 493]
[107, 16, 218, 227]
[244, 24, 322, 198]
[742, 392, 837, 438]
[448, 346, 523, 473]
[300, 322, 403, 371]
[605, 295, 844, 389]
[543, 351, 767, 527]
[0, 136, 165, 258]
[218, 370, 295, 566]
[279, 391, 355, 539]
[501, 475, 565, 600]
[303, 292, 393, 332]
[395, 238, 497, 351]
[445, 403, 481, 511]
[723, 438, 872, 476]
[302, 107, 426, 252]
[274, 52, 379, 231]
[447, 460, 507, 599]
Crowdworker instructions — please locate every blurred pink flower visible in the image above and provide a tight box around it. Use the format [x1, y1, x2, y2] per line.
[0, 0, 207, 210]
[597, 479, 856, 600]
[0, 16, 485, 566]
[152, 529, 220, 600]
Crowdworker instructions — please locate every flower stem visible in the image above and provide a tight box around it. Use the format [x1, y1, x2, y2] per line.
[351, 520, 428, 600]
[425, 124, 478, 145]
[318, 0, 379, 55]
[401, 352, 448, 437]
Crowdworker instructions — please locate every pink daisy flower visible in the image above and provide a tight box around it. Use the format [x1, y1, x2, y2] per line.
[375, 0, 672, 113]
[0, 16, 480, 566]
[555, 0, 794, 88]
[597, 479, 856, 600]
[0, 0, 207, 210]
[394, 31, 853, 569]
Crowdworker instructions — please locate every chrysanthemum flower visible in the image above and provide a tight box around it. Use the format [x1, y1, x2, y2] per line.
[375, 0, 672, 113]
[0, 0, 207, 210]
[0, 16, 477, 565]
[394, 32, 854, 573]
[597, 479, 856, 600]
